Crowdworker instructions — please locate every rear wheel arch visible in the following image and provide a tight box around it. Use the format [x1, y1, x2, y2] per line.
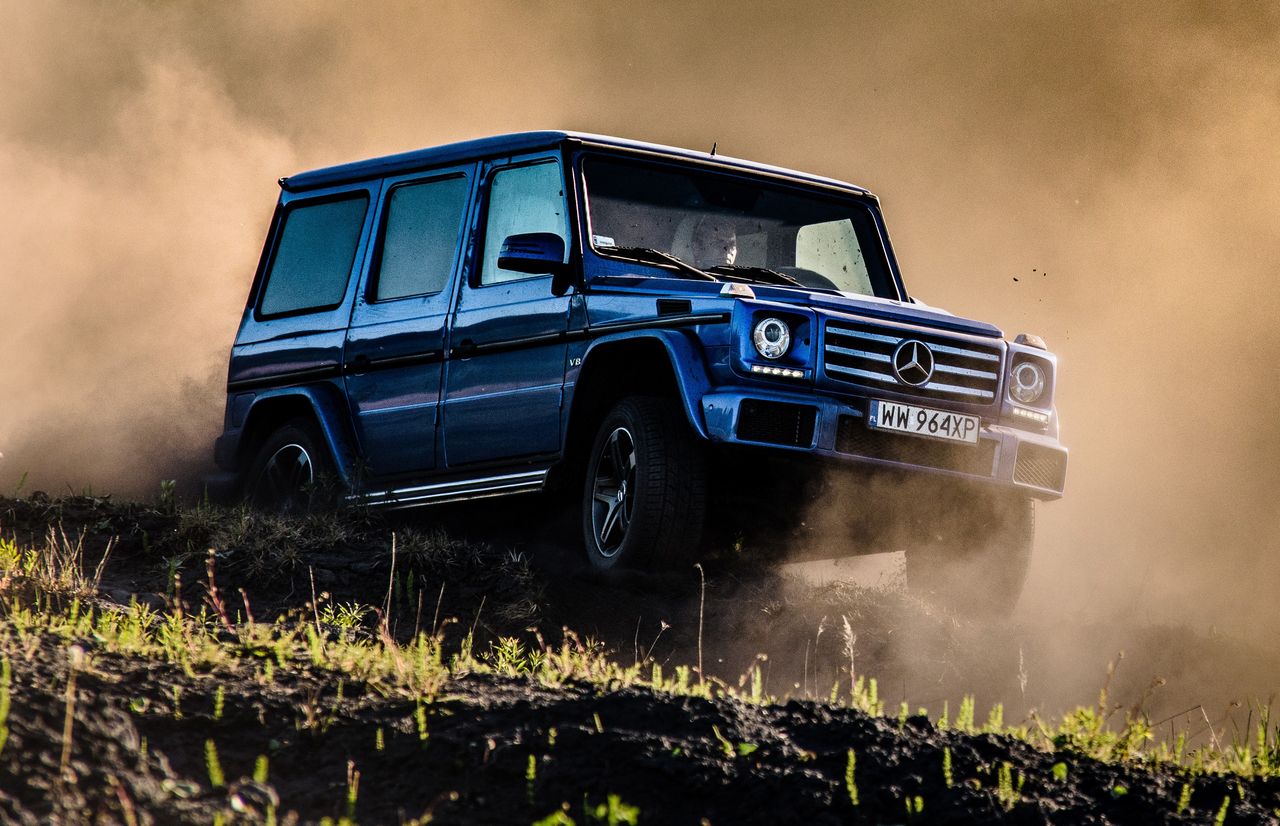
[238, 390, 356, 487]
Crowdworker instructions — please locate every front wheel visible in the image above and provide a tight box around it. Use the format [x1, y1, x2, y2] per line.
[581, 397, 707, 571]
[903, 495, 1034, 616]
[243, 418, 337, 514]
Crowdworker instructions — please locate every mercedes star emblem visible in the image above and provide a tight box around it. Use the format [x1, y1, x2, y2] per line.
[891, 340, 935, 386]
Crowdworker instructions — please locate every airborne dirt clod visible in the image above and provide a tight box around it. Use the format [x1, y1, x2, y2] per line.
[0, 495, 1278, 824]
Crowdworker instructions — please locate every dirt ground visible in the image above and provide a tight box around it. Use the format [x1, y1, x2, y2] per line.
[1, 494, 1277, 824]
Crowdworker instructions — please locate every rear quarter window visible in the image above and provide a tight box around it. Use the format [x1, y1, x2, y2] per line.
[259, 196, 369, 317]
[374, 176, 470, 301]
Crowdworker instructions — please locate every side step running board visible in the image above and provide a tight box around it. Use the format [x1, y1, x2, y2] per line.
[348, 469, 548, 511]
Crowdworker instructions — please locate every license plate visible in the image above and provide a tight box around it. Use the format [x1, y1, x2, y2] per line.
[868, 400, 980, 444]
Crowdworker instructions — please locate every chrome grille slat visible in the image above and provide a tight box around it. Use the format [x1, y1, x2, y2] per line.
[827, 325, 899, 344]
[825, 344, 891, 363]
[922, 381, 993, 400]
[823, 319, 1003, 404]
[933, 363, 999, 381]
[826, 363, 899, 382]
[926, 342, 1000, 362]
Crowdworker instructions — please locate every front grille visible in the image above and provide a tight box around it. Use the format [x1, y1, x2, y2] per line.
[737, 399, 818, 448]
[823, 320, 1003, 404]
[1014, 443, 1067, 492]
[835, 415, 996, 476]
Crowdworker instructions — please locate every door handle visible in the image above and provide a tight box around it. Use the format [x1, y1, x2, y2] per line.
[453, 339, 476, 358]
[347, 354, 371, 374]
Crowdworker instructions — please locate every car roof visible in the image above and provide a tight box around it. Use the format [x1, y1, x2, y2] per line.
[281, 131, 875, 197]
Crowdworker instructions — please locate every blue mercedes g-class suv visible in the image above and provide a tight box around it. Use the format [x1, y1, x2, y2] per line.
[210, 131, 1067, 610]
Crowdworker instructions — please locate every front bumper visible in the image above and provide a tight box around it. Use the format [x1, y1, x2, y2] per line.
[701, 387, 1067, 500]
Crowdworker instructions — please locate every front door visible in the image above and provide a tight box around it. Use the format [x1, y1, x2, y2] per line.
[443, 154, 572, 467]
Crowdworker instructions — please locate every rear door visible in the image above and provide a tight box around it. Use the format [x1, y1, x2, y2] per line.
[343, 165, 476, 479]
[442, 153, 573, 467]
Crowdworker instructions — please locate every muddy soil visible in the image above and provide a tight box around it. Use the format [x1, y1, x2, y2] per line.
[1, 495, 1278, 823]
[3, 494, 1274, 737]
[3, 630, 1277, 825]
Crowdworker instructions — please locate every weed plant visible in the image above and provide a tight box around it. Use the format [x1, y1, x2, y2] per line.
[0, 520, 1279, 822]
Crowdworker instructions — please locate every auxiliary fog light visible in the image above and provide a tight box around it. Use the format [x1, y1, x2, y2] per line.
[752, 317, 791, 360]
[750, 364, 805, 379]
[1010, 360, 1047, 405]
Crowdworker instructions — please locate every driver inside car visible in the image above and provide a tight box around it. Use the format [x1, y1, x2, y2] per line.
[690, 215, 738, 269]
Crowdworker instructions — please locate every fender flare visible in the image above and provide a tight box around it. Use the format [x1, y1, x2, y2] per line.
[240, 384, 359, 485]
[571, 329, 712, 440]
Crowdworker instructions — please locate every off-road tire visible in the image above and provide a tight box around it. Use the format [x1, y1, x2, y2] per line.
[581, 396, 707, 572]
[903, 495, 1034, 616]
[243, 418, 337, 514]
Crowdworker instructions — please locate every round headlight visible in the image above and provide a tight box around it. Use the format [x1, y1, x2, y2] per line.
[1010, 360, 1047, 405]
[752, 318, 791, 360]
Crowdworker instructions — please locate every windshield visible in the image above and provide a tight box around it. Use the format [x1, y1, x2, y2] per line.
[582, 155, 898, 298]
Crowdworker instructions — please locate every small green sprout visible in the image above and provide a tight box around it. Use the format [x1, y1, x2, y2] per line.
[205, 739, 225, 789]
[1177, 782, 1192, 814]
[589, 794, 639, 825]
[0, 658, 11, 757]
[845, 749, 859, 807]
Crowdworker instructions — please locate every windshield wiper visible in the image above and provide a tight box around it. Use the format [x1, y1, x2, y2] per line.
[597, 246, 717, 281]
[703, 264, 805, 288]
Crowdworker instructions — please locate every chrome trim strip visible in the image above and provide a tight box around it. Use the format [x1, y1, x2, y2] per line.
[932, 363, 999, 380]
[825, 363, 995, 400]
[825, 363, 894, 383]
[927, 342, 1001, 362]
[827, 325, 898, 345]
[922, 381, 993, 399]
[351, 470, 548, 509]
[825, 344, 891, 363]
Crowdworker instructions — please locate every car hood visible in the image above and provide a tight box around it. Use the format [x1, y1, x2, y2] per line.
[589, 274, 1005, 339]
[786, 289, 1003, 339]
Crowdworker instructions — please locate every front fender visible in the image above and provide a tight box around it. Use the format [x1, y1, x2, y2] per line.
[576, 329, 713, 440]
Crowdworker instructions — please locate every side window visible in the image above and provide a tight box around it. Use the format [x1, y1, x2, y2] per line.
[795, 219, 873, 295]
[479, 161, 568, 285]
[260, 196, 368, 317]
[374, 175, 470, 301]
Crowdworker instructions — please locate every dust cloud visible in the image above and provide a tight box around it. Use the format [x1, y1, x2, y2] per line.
[1, 2, 1276, 714]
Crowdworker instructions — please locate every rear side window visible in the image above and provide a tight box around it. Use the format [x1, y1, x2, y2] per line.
[259, 196, 368, 317]
[374, 176, 470, 301]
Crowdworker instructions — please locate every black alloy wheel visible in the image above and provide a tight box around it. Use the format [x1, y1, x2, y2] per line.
[589, 426, 638, 559]
[244, 419, 336, 514]
[581, 396, 707, 572]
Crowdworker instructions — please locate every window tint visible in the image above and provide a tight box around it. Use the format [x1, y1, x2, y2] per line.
[260, 196, 368, 316]
[583, 155, 896, 298]
[796, 219, 873, 295]
[480, 161, 568, 285]
[375, 176, 470, 301]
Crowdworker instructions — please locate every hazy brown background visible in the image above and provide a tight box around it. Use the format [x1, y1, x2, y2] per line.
[2, 2, 1277, 643]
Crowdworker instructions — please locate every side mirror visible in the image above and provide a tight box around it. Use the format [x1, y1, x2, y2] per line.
[497, 233, 574, 296]
[497, 232, 567, 272]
